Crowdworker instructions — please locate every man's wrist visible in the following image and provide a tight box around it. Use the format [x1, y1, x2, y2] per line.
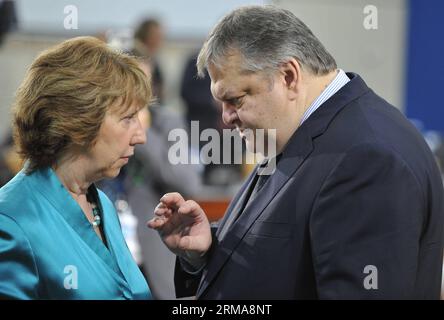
[179, 251, 208, 274]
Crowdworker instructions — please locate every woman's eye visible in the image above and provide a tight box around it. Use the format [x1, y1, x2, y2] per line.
[123, 113, 137, 121]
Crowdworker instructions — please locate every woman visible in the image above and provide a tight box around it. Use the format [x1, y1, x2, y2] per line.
[0, 36, 152, 299]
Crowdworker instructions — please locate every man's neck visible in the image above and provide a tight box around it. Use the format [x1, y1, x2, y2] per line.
[275, 69, 339, 155]
[303, 69, 339, 115]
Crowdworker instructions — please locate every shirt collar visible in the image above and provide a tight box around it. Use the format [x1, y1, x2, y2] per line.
[299, 68, 350, 125]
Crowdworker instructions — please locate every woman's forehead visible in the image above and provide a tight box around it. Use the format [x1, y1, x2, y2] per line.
[109, 98, 144, 115]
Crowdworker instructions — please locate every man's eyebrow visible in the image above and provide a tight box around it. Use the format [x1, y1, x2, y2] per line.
[218, 90, 241, 101]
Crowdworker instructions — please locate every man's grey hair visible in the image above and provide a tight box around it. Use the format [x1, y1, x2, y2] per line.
[197, 5, 337, 77]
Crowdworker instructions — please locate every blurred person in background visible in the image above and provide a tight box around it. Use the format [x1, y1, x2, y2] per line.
[0, 0, 19, 188]
[0, 1, 19, 187]
[181, 53, 220, 135]
[181, 52, 243, 186]
[132, 18, 165, 104]
[0, 36, 152, 299]
[0, 0, 17, 46]
[149, 5, 444, 299]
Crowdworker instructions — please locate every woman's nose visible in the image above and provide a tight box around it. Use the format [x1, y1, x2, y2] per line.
[132, 118, 147, 145]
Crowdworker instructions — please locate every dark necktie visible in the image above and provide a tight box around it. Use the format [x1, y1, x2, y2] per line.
[243, 167, 271, 210]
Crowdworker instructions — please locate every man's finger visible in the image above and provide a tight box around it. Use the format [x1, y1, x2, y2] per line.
[155, 202, 167, 210]
[147, 217, 166, 229]
[154, 207, 171, 217]
[178, 200, 205, 219]
[160, 192, 186, 209]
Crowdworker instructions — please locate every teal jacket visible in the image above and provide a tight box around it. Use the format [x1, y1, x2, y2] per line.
[0, 166, 151, 299]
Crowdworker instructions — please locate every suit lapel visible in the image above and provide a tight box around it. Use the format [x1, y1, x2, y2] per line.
[215, 169, 258, 240]
[197, 127, 314, 298]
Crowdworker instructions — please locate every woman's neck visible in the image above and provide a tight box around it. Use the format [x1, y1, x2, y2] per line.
[53, 158, 93, 199]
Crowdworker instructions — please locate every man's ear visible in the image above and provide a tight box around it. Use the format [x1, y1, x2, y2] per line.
[280, 58, 302, 100]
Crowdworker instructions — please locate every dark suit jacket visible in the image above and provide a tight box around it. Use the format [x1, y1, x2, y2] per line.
[175, 73, 444, 299]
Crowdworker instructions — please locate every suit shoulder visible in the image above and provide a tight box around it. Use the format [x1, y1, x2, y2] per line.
[324, 141, 411, 174]
[0, 211, 35, 266]
[0, 212, 29, 242]
[322, 91, 433, 167]
[0, 212, 40, 299]
[0, 171, 35, 220]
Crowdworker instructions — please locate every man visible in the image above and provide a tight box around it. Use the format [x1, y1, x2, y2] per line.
[132, 18, 164, 104]
[0, 0, 17, 46]
[148, 5, 444, 299]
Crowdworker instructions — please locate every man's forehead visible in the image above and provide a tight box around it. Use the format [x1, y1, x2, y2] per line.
[207, 52, 244, 78]
[211, 84, 238, 100]
[210, 67, 268, 99]
[209, 71, 244, 96]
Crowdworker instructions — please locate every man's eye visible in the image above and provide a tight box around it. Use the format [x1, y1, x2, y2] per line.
[228, 97, 243, 106]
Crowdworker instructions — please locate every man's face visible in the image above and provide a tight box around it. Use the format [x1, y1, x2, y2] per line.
[208, 53, 294, 155]
[145, 25, 163, 54]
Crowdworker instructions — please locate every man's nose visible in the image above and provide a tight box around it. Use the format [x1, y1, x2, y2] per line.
[222, 103, 237, 126]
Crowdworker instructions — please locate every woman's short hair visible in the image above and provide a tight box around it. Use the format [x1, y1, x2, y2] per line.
[12, 36, 151, 173]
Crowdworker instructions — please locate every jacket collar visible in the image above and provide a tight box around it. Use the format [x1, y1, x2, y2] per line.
[27, 166, 126, 281]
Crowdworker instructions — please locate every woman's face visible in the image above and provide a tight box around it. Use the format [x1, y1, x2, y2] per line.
[86, 103, 147, 179]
